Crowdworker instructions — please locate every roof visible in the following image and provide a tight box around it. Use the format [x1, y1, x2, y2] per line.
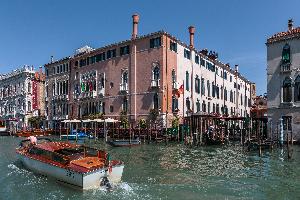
[267, 27, 300, 44]
[44, 30, 253, 84]
[35, 141, 80, 152]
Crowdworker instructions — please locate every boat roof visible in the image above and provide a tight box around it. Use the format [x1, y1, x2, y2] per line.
[35, 141, 80, 152]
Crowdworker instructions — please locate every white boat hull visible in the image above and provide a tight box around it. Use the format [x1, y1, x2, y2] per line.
[17, 154, 124, 189]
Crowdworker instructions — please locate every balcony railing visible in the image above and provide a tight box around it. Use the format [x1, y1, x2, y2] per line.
[151, 79, 160, 88]
[120, 83, 128, 93]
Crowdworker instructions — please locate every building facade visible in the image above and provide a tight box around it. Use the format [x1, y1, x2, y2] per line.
[44, 14, 254, 128]
[44, 57, 70, 128]
[267, 19, 300, 141]
[0, 66, 45, 129]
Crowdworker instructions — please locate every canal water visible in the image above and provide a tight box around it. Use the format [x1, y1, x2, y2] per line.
[0, 136, 300, 200]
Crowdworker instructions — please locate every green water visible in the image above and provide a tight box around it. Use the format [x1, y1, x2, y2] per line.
[0, 136, 300, 200]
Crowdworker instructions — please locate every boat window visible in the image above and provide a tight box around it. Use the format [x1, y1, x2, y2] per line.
[55, 147, 84, 156]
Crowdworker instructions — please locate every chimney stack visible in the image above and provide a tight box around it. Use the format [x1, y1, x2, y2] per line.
[132, 14, 139, 39]
[235, 64, 239, 72]
[188, 26, 195, 48]
[288, 19, 294, 31]
[50, 56, 54, 63]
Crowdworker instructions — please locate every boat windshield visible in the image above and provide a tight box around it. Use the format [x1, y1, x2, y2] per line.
[55, 147, 84, 156]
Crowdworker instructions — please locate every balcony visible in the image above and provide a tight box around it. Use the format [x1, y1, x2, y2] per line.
[151, 79, 160, 88]
[120, 83, 129, 93]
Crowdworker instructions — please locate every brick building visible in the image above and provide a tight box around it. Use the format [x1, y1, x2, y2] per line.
[44, 14, 254, 128]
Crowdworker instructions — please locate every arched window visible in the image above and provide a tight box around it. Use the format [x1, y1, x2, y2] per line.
[282, 43, 291, 64]
[28, 82, 31, 93]
[153, 66, 160, 80]
[27, 101, 31, 112]
[122, 71, 128, 84]
[294, 75, 300, 101]
[283, 77, 292, 102]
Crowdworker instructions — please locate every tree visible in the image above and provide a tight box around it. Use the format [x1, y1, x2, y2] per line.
[148, 108, 159, 123]
[120, 110, 129, 128]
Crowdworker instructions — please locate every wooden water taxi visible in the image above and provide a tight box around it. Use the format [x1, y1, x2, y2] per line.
[16, 138, 124, 189]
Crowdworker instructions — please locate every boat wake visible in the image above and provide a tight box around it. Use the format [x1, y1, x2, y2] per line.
[7, 163, 47, 186]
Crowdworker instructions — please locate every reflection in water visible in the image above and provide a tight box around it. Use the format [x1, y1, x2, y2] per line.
[1, 137, 300, 199]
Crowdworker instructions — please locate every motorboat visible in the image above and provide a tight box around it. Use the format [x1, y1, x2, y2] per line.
[16, 138, 124, 189]
[107, 138, 141, 147]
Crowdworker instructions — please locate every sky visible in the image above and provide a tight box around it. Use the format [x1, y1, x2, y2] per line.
[1, 0, 300, 95]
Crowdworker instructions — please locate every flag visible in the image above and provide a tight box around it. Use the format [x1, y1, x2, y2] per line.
[176, 84, 184, 97]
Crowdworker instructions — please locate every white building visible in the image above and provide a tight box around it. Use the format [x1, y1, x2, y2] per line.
[0, 66, 45, 129]
[267, 19, 300, 142]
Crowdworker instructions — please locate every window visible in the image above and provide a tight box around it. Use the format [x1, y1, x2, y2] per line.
[46, 69, 49, 77]
[224, 72, 227, 80]
[195, 76, 200, 93]
[122, 71, 128, 84]
[172, 95, 178, 112]
[153, 66, 160, 80]
[170, 41, 177, 52]
[96, 52, 106, 62]
[27, 101, 31, 112]
[186, 98, 191, 110]
[295, 76, 300, 101]
[196, 100, 200, 112]
[60, 65, 63, 73]
[150, 37, 161, 48]
[172, 69, 176, 83]
[200, 58, 205, 66]
[208, 102, 211, 113]
[80, 59, 86, 67]
[56, 66, 59, 73]
[201, 78, 205, 95]
[110, 105, 114, 113]
[195, 55, 199, 64]
[282, 43, 291, 64]
[230, 75, 232, 82]
[186, 71, 189, 91]
[120, 45, 130, 56]
[224, 88, 227, 101]
[202, 101, 206, 112]
[122, 97, 128, 113]
[107, 49, 116, 59]
[153, 93, 159, 109]
[28, 82, 31, 93]
[230, 90, 233, 102]
[184, 49, 191, 59]
[207, 80, 210, 97]
[283, 77, 292, 102]
[212, 82, 215, 97]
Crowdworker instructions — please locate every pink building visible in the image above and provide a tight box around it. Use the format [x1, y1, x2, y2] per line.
[44, 14, 254, 128]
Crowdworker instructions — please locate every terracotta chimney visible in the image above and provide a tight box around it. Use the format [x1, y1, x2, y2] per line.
[132, 14, 139, 39]
[288, 19, 293, 31]
[188, 26, 195, 48]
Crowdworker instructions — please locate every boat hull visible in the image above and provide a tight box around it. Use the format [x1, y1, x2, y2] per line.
[107, 139, 141, 147]
[17, 154, 124, 189]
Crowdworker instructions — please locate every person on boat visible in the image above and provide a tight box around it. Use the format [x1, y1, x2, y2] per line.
[27, 135, 37, 145]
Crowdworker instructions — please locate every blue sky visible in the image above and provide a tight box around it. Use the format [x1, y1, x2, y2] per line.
[0, 0, 300, 95]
